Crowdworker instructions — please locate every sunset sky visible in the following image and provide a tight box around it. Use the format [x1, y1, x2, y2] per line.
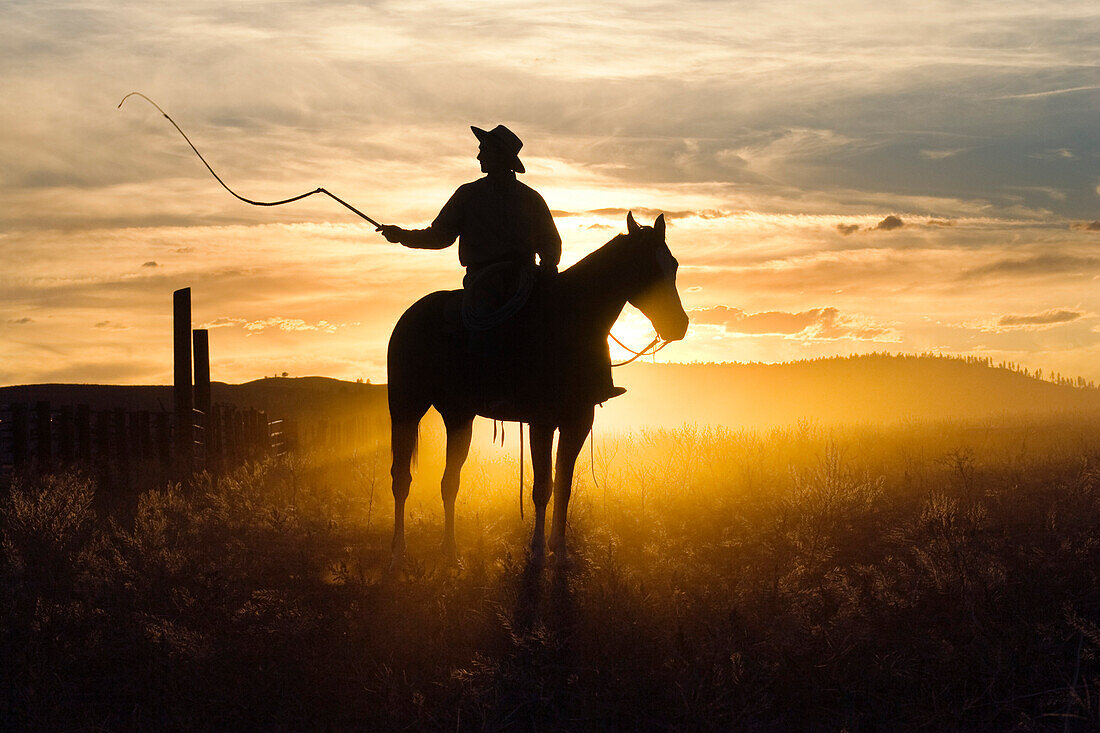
[2, 0, 1098, 387]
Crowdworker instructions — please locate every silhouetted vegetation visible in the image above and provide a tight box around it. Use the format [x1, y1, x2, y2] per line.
[3, 416, 1100, 730]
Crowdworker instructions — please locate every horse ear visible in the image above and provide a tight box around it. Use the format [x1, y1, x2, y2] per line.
[654, 214, 665, 238]
[626, 211, 640, 234]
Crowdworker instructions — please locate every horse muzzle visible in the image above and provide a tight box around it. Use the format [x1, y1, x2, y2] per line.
[657, 311, 689, 342]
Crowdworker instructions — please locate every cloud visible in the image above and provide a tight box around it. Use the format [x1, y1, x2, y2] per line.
[199, 317, 247, 329]
[1072, 221, 1100, 231]
[551, 208, 726, 222]
[873, 215, 904, 231]
[142, 261, 158, 267]
[245, 317, 337, 334]
[690, 305, 897, 341]
[998, 309, 1084, 328]
[961, 254, 1100, 279]
[199, 316, 342, 334]
[6, 317, 34, 324]
[93, 321, 129, 330]
[836, 223, 860, 235]
[920, 149, 966, 160]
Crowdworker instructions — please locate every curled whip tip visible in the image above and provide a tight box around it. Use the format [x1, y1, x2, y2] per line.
[117, 91, 166, 116]
[115, 91, 380, 224]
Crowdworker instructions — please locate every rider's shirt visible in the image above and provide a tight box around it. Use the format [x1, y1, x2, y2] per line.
[399, 172, 561, 272]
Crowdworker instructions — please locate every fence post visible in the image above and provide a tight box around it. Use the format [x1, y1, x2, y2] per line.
[155, 412, 171, 466]
[174, 287, 193, 481]
[138, 411, 152, 461]
[58, 405, 74, 463]
[114, 408, 129, 475]
[77, 404, 91, 462]
[128, 410, 143, 462]
[11, 403, 28, 471]
[259, 411, 270, 456]
[35, 401, 52, 469]
[211, 403, 224, 472]
[193, 328, 210, 470]
[94, 410, 109, 462]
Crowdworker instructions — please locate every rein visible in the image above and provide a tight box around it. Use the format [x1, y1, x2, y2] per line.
[609, 333, 669, 367]
[118, 92, 381, 226]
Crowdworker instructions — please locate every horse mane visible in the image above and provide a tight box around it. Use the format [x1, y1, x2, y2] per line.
[561, 232, 631, 283]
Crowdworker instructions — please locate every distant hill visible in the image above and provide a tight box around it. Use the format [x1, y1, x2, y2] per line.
[0, 377, 386, 422]
[4, 355, 1098, 429]
[605, 354, 1100, 428]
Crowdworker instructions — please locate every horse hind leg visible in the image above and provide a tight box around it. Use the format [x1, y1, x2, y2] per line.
[389, 414, 423, 574]
[441, 414, 473, 565]
[528, 423, 554, 564]
[549, 407, 594, 567]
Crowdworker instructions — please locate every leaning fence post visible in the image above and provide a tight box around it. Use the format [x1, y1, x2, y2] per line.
[174, 287, 193, 481]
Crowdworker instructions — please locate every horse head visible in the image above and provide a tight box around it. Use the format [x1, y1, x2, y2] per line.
[624, 212, 689, 342]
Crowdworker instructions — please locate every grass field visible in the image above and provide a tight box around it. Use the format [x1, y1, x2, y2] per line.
[3, 415, 1100, 730]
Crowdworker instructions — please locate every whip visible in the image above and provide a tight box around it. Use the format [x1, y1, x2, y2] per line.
[118, 92, 382, 227]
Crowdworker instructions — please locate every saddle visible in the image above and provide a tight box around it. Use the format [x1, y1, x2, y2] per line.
[462, 263, 552, 421]
[442, 264, 623, 422]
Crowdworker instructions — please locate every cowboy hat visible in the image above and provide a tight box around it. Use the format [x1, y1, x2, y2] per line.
[471, 124, 525, 173]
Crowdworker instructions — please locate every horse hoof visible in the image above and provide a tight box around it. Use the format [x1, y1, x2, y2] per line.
[388, 553, 405, 578]
[529, 542, 547, 566]
[552, 550, 574, 570]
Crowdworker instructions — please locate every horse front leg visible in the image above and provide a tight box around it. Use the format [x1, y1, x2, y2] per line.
[528, 423, 554, 563]
[389, 417, 420, 574]
[549, 406, 594, 566]
[441, 414, 473, 565]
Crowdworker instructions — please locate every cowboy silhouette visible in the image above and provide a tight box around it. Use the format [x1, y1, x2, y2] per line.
[376, 125, 561, 284]
[376, 125, 626, 417]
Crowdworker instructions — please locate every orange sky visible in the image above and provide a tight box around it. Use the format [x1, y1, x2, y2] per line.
[2, 1, 1098, 386]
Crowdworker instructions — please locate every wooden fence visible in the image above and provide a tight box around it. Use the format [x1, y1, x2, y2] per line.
[0, 400, 291, 484]
[0, 287, 391, 488]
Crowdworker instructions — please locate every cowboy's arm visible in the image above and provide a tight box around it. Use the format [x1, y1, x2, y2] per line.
[380, 225, 455, 249]
[377, 187, 463, 249]
[534, 194, 561, 272]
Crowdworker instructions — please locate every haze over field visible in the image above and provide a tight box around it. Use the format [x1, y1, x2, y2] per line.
[2, 1, 1098, 387]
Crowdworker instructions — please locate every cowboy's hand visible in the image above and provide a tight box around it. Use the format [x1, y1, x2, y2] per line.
[376, 225, 405, 243]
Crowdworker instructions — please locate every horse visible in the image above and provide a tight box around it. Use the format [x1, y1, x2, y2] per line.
[387, 212, 688, 569]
